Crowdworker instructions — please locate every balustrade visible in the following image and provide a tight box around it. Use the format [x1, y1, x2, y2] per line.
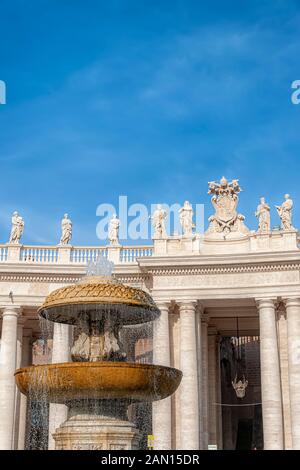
[0, 244, 153, 264]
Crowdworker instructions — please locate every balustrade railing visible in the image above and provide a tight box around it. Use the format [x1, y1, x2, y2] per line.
[0, 243, 153, 264]
[0, 245, 8, 262]
[120, 246, 153, 262]
[70, 247, 108, 263]
[20, 246, 58, 263]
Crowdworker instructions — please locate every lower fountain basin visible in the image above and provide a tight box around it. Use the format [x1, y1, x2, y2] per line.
[15, 362, 182, 404]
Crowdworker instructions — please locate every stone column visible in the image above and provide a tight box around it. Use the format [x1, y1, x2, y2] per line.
[277, 304, 292, 449]
[0, 306, 20, 449]
[179, 301, 199, 449]
[216, 335, 223, 449]
[195, 305, 203, 449]
[48, 322, 72, 450]
[257, 299, 283, 450]
[201, 314, 209, 450]
[152, 302, 172, 450]
[195, 306, 202, 449]
[16, 330, 32, 449]
[13, 318, 25, 449]
[208, 327, 218, 447]
[285, 298, 300, 449]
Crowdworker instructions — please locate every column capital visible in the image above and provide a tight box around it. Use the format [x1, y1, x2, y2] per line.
[178, 300, 197, 312]
[0, 306, 22, 317]
[283, 297, 300, 308]
[255, 298, 276, 309]
[154, 301, 171, 312]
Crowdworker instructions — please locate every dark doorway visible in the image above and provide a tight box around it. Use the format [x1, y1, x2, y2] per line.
[235, 419, 253, 450]
[220, 336, 263, 449]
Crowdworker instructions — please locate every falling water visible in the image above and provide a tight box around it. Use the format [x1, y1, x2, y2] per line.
[20, 256, 180, 450]
[25, 307, 156, 449]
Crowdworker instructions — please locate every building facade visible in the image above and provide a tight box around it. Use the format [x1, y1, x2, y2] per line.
[0, 178, 300, 450]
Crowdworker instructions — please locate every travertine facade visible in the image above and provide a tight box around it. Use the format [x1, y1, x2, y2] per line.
[0, 178, 300, 450]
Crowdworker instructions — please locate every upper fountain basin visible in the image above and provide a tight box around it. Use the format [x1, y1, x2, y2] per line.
[37, 276, 160, 325]
[15, 362, 182, 403]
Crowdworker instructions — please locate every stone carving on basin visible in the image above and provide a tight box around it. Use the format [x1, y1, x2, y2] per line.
[15, 256, 182, 450]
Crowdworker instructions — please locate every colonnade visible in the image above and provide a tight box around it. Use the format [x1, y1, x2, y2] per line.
[152, 298, 300, 450]
[0, 307, 32, 450]
[1, 298, 300, 449]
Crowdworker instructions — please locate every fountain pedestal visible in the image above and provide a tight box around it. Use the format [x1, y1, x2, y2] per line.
[53, 415, 139, 450]
[53, 400, 140, 450]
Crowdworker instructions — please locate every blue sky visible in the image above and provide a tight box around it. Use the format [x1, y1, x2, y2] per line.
[0, 0, 300, 244]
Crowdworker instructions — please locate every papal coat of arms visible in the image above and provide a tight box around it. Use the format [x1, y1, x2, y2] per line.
[206, 176, 249, 235]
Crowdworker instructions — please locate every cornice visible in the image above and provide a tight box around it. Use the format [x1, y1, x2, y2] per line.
[114, 274, 150, 284]
[138, 250, 300, 267]
[0, 272, 150, 284]
[144, 261, 300, 276]
[0, 253, 299, 281]
[0, 263, 86, 275]
[0, 273, 82, 283]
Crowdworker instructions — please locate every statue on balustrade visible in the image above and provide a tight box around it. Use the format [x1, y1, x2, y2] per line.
[275, 194, 294, 230]
[108, 214, 120, 245]
[60, 213, 72, 245]
[151, 204, 167, 239]
[179, 201, 194, 237]
[8, 211, 24, 244]
[206, 176, 249, 236]
[255, 197, 271, 233]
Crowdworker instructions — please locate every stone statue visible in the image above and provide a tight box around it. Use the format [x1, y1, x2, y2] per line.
[179, 201, 194, 237]
[275, 194, 294, 230]
[232, 375, 248, 398]
[255, 197, 271, 233]
[8, 211, 24, 244]
[151, 204, 167, 239]
[71, 328, 90, 361]
[102, 318, 125, 361]
[206, 177, 249, 235]
[71, 319, 126, 362]
[108, 214, 120, 245]
[60, 213, 72, 245]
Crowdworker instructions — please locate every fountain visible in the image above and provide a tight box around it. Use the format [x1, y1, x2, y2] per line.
[15, 257, 182, 450]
